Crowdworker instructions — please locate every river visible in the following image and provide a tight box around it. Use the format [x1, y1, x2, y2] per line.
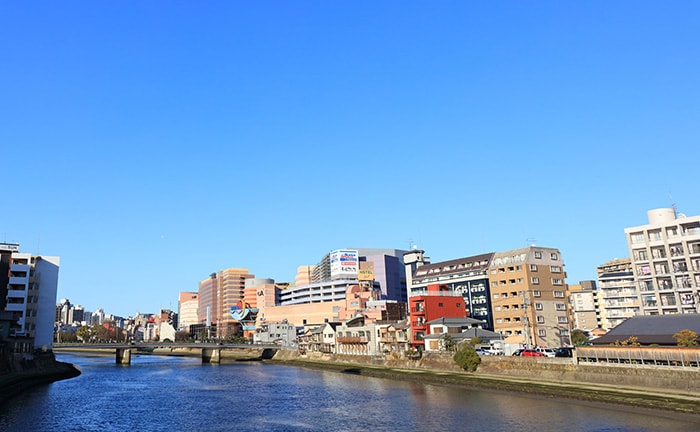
[0, 353, 698, 431]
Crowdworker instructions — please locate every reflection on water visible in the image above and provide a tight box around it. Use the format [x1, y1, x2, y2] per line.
[0, 353, 698, 432]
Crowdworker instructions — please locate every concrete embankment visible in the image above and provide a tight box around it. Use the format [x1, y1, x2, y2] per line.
[0, 353, 81, 405]
[270, 350, 700, 416]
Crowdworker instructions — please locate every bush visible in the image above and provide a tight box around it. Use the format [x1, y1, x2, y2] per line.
[453, 345, 481, 372]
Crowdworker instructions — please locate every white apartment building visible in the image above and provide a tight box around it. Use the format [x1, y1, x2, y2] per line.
[596, 258, 639, 330]
[3, 243, 60, 350]
[625, 208, 700, 316]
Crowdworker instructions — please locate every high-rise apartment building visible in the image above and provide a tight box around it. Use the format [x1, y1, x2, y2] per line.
[406, 252, 494, 328]
[488, 246, 570, 348]
[596, 258, 639, 330]
[2, 243, 60, 350]
[625, 208, 700, 315]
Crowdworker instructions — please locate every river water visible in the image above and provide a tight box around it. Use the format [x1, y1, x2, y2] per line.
[0, 353, 698, 431]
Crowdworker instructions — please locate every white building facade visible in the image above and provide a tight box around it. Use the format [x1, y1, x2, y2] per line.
[625, 208, 700, 316]
[4, 245, 60, 350]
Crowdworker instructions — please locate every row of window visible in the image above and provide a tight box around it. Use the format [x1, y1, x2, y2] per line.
[491, 264, 562, 274]
[492, 290, 565, 299]
[494, 302, 566, 312]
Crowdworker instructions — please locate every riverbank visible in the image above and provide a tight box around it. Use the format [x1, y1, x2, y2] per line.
[0, 352, 81, 405]
[269, 350, 700, 417]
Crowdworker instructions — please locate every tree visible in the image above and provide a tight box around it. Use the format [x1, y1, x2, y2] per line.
[468, 337, 483, 347]
[571, 329, 589, 346]
[442, 334, 457, 352]
[77, 325, 91, 343]
[453, 345, 481, 372]
[673, 329, 699, 347]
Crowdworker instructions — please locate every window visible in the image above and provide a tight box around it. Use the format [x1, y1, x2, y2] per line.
[550, 253, 558, 260]
[456, 303, 461, 308]
[530, 264, 538, 271]
[630, 232, 644, 244]
[552, 278, 563, 285]
[531, 277, 540, 284]
[534, 251, 542, 259]
[535, 302, 543, 310]
[495, 306, 501, 311]
[438, 302, 444, 307]
[516, 265, 522, 271]
[554, 291, 565, 298]
[532, 290, 541, 297]
[496, 318, 502, 324]
[493, 293, 500, 299]
[558, 316, 568, 324]
[538, 329, 546, 337]
[556, 303, 566, 311]
[551, 266, 561, 273]
[492, 281, 498, 286]
[537, 316, 545, 324]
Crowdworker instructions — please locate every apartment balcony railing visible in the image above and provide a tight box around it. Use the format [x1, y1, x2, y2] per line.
[337, 336, 368, 344]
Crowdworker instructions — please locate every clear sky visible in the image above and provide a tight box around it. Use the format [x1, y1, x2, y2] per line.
[2, 2, 699, 318]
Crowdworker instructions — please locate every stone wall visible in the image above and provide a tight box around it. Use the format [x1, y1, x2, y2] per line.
[273, 349, 700, 395]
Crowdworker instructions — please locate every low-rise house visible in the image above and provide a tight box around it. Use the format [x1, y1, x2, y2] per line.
[336, 316, 380, 356]
[422, 317, 500, 352]
[302, 322, 340, 353]
[253, 319, 298, 347]
[378, 321, 410, 354]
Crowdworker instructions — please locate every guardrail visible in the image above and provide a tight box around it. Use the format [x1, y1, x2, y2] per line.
[577, 346, 700, 368]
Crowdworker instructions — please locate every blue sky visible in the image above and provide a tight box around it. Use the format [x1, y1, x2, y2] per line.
[2, 2, 699, 318]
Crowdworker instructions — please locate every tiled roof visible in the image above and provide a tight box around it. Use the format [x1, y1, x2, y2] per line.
[592, 314, 700, 345]
[427, 316, 487, 326]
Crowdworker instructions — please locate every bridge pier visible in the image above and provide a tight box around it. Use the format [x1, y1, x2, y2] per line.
[116, 348, 132, 365]
[201, 348, 221, 364]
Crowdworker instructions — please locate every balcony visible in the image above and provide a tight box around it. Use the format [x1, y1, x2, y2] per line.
[337, 336, 368, 344]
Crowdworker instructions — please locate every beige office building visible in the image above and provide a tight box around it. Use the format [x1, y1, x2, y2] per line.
[177, 291, 199, 331]
[625, 208, 700, 315]
[568, 280, 601, 332]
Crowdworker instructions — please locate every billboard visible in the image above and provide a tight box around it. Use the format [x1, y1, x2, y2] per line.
[358, 262, 374, 281]
[330, 249, 358, 279]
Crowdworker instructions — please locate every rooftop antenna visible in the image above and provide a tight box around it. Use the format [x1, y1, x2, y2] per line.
[670, 193, 677, 213]
[526, 237, 537, 247]
[408, 239, 415, 250]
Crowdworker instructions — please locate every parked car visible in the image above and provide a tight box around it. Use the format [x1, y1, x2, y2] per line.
[555, 347, 574, 358]
[521, 349, 545, 357]
[475, 348, 492, 356]
[535, 347, 556, 358]
[512, 349, 524, 356]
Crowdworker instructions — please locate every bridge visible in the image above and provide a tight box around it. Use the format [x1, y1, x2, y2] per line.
[54, 342, 281, 365]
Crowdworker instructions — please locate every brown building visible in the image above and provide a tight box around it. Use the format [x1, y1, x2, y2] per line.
[488, 246, 570, 348]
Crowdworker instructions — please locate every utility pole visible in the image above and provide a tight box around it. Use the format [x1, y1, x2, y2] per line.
[522, 293, 531, 349]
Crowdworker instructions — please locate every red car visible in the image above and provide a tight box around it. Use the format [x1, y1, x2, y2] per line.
[521, 349, 545, 357]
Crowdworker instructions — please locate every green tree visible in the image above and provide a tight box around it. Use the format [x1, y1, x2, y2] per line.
[76, 325, 91, 342]
[571, 329, 589, 346]
[468, 336, 483, 347]
[673, 329, 699, 347]
[453, 345, 481, 372]
[58, 331, 78, 343]
[442, 334, 457, 352]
